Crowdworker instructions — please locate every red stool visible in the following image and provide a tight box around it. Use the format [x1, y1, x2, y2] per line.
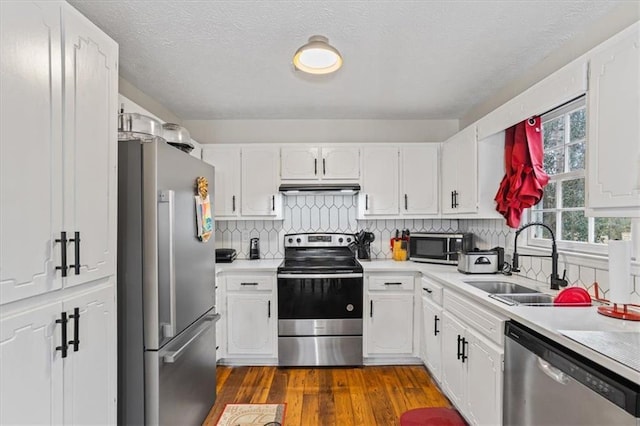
[399, 407, 466, 426]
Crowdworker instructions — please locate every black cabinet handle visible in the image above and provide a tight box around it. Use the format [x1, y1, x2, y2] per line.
[56, 312, 68, 358]
[453, 191, 459, 208]
[461, 337, 468, 363]
[424, 288, 433, 294]
[404, 194, 408, 210]
[68, 232, 80, 275]
[55, 232, 68, 277]
[322, 158, 326, 175]
[314, 158, 317, 175]
[370, 300, 373, 317]
[451, 191, 454, 209]
[232, 195, 236, 212]
[434, 315, 439, 336]
[241, 282, 258, 286]
[365, 194, 369, 210]
[268, 301, 271, 318]
[68, 307, 80, 352]
[271, 195, 275, 211]
[457, 334, 462, 360]
[384, 282, 403, 286]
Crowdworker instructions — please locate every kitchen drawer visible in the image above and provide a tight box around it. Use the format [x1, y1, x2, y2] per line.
[226, 274, 274, 291]
[421, 277, 443, 305]
[368, 275, 415, 291]
[444, 289, 506, 345]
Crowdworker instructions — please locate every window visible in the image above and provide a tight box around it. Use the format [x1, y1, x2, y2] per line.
[529, 97, 632, 253]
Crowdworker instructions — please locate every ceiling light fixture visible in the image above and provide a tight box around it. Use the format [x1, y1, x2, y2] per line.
[293, 35, 343, 75]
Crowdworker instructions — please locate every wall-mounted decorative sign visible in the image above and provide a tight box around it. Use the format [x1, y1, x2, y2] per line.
[195, 176, 212, 242]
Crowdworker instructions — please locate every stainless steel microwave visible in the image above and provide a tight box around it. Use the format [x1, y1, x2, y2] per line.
[409, 232, 474, 264]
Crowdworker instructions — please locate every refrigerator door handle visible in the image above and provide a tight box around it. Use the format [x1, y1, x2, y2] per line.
[163, 314, 220, 363]
[159, 189, 177, 339]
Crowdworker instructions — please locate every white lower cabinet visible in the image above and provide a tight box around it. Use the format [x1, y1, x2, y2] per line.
[422, 295, 443, 382]
[365, 273, 417, 359]
[0, 282, 116, 425]
[221, 273, 277, 362]
[441, 293, 504, 426]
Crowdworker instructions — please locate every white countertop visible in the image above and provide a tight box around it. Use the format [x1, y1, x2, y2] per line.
[215, 257, 640, 383]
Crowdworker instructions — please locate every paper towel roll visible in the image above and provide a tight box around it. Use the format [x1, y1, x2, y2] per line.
[608, 240, 632, 305]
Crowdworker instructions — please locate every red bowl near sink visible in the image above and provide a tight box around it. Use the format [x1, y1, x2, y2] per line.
[553, 287, 592, 306]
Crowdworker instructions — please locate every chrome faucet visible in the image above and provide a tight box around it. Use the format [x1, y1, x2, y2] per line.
[512, 222, 568, 290]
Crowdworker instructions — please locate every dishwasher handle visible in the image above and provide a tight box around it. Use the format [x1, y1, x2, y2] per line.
[537, 356, 569, 384]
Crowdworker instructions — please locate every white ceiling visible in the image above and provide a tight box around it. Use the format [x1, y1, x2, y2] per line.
[69, 0, 620, 120]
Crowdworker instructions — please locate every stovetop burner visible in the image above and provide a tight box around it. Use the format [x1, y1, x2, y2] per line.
[278, 233, 362, 274]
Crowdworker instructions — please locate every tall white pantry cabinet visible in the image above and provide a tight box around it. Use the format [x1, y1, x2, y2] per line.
[0, 2, 118, 425]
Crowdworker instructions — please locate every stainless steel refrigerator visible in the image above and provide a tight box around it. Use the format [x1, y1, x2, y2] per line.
[117, 139, 218, 426]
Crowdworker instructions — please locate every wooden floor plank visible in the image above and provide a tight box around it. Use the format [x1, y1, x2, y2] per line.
[203, 365, 454, 426]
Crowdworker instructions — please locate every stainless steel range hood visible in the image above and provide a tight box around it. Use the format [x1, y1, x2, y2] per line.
[279, 183, 361, 195]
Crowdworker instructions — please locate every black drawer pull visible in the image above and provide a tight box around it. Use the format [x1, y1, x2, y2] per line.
[55, 232, 68, 277]
[384, 282, 403, 286]
[68, 307, 80, 351]
[434, 315, 439, 336]
[457, 334, 462, 360]
[241, 282, 258, 286]
[56, 312, 68, 358]
[68, 231, 80, 275]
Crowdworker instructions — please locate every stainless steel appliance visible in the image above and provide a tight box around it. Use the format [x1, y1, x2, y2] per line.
[457, 247, 504, 274]
[504, 322, 640, 426]
[409, 232, 473, 264]
[117, 138, 219, 426]
[216, 248, 237, 263]
[249, 237, 260, 259]
[277, 233, 363, 366]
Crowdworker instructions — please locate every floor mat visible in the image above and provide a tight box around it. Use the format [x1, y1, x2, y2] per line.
[215, 403, 286, 426]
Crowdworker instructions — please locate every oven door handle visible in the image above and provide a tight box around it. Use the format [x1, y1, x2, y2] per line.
[277, 273, 363, 279]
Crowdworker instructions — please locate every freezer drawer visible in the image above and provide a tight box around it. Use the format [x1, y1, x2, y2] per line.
[145, 313, 219, 426]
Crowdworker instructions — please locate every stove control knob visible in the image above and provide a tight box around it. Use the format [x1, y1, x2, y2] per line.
[288, 238, 293, 243]
[346, 237, 352, 243]
[338, 238, 343, 243]
[296, 238, 301, 243]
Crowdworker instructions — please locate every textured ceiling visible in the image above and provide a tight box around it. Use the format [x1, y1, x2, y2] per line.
[69, 0, 620, 120]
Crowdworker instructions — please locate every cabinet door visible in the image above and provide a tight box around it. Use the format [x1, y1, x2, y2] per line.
[202, 146, 241, 217]
[401, 145, 439, 215]
[586, 23, 640, 215]
[366, 293, 414, 355]
[0, 301, 64, 425]
[63, 282, 116, 425]
[422, 297, 443, 382]
[453, 126, 478, 213]
[226, 293, 274, 356]
[440, 312, 466, 409]
[465, 329, 503, 426]
[63, 4, 118, 287]
[0, 1, 64, 304]
[321, 146, 360, 180]
[362, 147, 399, 215]
[440, 140, 458, 214]
[280, 147, 319, 180]
[241, 147, 279, 216]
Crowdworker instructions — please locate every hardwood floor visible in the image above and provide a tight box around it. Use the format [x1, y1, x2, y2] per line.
[203, 365, 452, 426]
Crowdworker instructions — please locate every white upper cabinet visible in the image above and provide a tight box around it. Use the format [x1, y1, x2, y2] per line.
[441, 126, 478, 214]
[62, 5, 118, 288]
[0, 1, 118, 303]
[586, 22, 640, 217]
[202, 146, 241, 218]
[280, 146, 360, 181]
[241, 146, 281, 217]
[0, 1, 64, 303]
[360, 146, 399, 216]
[401, 144, 440, 215]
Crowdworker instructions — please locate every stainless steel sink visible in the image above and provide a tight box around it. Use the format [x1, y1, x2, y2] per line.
[463, 280, 541, 294]
[489, 293, 556, 306]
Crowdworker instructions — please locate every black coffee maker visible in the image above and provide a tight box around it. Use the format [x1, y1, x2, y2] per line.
[355, 231, 375, 260]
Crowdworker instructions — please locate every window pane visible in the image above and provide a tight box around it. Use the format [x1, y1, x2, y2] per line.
[561, 211, 588, 241]
[541, 181, 556, 208]
[561, 178, 585, 208]
[568, 142, 585, 171]
[594, 217, 632, 243]
[569, 109, 586, 142]
[544, 148, 565, 175]
[531, 211, 555, 239]
[543, 117, 564, 150]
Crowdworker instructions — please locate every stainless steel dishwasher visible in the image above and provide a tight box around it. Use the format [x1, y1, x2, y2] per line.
[504, 322, 640, 426]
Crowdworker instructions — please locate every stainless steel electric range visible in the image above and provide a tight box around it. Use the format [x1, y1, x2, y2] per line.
[277, 233, 363, 366]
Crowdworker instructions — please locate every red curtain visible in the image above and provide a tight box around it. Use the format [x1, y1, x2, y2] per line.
[494, 117, 549, 228]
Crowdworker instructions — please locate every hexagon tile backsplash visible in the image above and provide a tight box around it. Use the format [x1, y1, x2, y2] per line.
[215, 197, 639, 304]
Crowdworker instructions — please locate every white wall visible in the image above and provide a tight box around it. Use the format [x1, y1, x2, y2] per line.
[183, 119, 459, 144]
